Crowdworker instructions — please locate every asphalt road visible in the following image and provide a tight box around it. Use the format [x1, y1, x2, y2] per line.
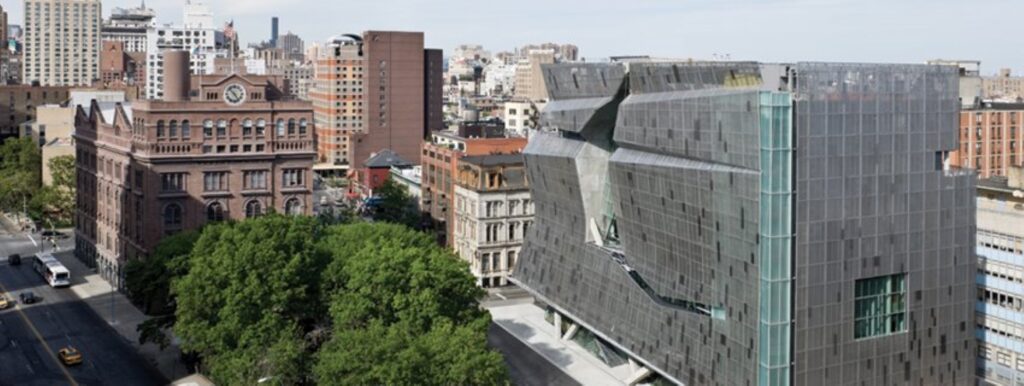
[0, 230, 166, 386]
[487, 322, 580, 386]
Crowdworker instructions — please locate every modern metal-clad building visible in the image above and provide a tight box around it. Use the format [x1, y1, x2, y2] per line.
[512, 61, 976, 385]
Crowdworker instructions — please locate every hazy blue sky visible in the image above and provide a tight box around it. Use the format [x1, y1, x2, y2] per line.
[5, 0, 1020, 75]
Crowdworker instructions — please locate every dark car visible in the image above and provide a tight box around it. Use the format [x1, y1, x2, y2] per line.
[41, 230, 69, 239]
[8, 254, 21, 266]
[20, 292, 38, 304]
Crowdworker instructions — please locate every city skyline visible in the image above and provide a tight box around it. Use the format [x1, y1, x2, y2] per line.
[5, 0, 1024, 74]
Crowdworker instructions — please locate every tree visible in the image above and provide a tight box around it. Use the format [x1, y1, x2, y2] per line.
[34, 155, 76, 226]
[124, 230, 200, 348]
[313, 223, 507, 384]
[162, 218, 507, 385]
[173, 215, 328, 385]
[372, 177, 420, 229]
[0, 137, 42, 221]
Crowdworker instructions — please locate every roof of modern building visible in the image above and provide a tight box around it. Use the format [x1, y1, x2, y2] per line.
[459, 153, 524, 167]
[978, 167, 1024, 192]
[968, 101, 1024, 110]
[363, 149, 412, 168]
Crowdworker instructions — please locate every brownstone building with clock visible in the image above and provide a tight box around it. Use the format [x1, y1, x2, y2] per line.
[74, 51, 316, 287]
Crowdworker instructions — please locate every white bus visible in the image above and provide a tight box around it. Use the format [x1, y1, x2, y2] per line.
[32, 252, 71, 288]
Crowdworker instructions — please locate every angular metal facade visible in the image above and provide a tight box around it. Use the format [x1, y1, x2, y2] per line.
[791, 63, 976, 385]
[512, 61, 976, 386]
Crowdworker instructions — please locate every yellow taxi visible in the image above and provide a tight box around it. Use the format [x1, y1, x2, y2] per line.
[58, 347, 83, 366]
[0, 294, 8, 309]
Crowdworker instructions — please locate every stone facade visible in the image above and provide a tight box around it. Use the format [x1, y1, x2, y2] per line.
[452, 154, 532, 287]
[74, 71, 315, 288]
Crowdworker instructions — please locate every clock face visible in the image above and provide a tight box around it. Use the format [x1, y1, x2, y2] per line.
[224, 84, 246, 105]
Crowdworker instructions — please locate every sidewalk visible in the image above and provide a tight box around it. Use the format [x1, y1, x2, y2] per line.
[52, 249, 189, 381]
[488, 302, 632, 386]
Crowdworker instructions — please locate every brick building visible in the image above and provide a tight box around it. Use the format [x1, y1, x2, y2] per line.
[0, 85, 70, 139]
[420, 127, 526, 246]
[309, 31, 443, 177]
[100, 41, 145, 91]
[74, 51, 315, 287]
[950, 102, 1024, 178]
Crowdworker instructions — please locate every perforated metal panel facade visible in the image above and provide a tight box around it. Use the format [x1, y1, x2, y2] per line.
[512, 61, 976, 386]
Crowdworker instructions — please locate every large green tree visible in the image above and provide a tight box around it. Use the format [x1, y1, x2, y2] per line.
[124, 230, 200, 348]
[0, 137, 42, 221]
[173, 215, 328, 385]
[314, 224, 506, 385]
[161, 217, 508, 385]
[372, 177, 421, 229]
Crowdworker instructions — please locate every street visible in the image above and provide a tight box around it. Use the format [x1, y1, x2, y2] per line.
[0, 229, 166, 386]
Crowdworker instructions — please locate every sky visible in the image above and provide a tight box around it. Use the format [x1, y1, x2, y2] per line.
[4, 0, 1021, 75]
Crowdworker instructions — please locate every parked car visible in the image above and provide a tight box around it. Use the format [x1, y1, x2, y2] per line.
[0, 294, 9, 309]
[20, 292, 38, 304]
[58, 347, 83, 366]
[8, 254, 21, 266]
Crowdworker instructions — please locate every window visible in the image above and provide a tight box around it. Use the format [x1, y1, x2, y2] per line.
[243, 170, 267, 190]
[203, 119, 213, 137]
[203, 172, 228, 191]
[276, 119, 285, 136]
[288, 118, 296, 134]
[299, 118, 308, 135]
[160, 173, 186, 192]
[163, 203, 182, 228]
[854, 274, 907, 339]
[508, 251, 516, 270]
[282, 169, 305, 188]
[181, 120, 191, 138]
[242, 119, 253, 136]
[509, 222, 518, 240]
[168, 120, 178, 137]
[156, 120, 165, 137]
[256, 119, 266, 136]
[217, 119, 227, 136]
[206, 202, 225, 222]
[481, 253, 490, 272]
[245, 200, 262, 218]
[285, 198, 302, 215]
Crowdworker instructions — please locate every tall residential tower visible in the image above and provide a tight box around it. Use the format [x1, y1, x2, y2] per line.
[22, 0, 102, 86]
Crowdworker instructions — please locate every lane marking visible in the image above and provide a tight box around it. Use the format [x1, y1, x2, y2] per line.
[0, 280, 79, 386]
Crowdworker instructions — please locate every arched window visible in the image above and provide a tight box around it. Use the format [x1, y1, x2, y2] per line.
[217, 119, 227, 137]
[181, 120, 191, 138]
[163, 203, 182, 228]
[285, 198, 302, 216]
[299, 118, 308, 135]
[156, 120, 165, 137]
[256, 119, 266, 136]
[242, 119, 253, 136]
[206, 202, 225, 222]
[168, 120, 178, 137]
[245, 200, 262, 218]
[276, 119, 285, 136]
[288, 119, 296, 135]
[203, 119, 214, 137]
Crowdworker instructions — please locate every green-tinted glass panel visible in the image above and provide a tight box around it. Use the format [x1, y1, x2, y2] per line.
[853, 273, 908, 339]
